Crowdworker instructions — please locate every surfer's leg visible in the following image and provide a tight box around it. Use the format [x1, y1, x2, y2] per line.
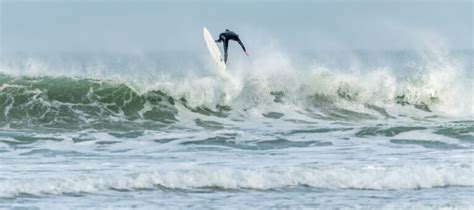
[223, 40, 229, 63]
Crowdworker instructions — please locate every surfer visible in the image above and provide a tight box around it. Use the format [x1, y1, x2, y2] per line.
[215, 29, 248, 63]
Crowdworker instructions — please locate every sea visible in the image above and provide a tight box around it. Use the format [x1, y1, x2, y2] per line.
[0, 49, 473, 209]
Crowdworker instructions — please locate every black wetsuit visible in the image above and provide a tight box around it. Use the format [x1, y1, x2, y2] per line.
[215, 30, 246, 63]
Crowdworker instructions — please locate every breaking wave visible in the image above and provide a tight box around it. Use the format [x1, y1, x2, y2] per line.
[0, 50, 472, 130]
[1, 164, 472, 198]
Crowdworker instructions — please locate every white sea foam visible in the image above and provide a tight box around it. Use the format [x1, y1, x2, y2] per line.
[1, 164, 472, 198]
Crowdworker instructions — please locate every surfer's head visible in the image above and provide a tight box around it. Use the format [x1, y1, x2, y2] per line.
[225, 29, 230, 32]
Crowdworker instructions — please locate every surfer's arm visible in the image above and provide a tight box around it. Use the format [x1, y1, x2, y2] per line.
[236, 38, 248, 55]
[215, 34, 224, 43]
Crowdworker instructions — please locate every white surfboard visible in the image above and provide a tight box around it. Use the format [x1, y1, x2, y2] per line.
[203, 27, 226, 70]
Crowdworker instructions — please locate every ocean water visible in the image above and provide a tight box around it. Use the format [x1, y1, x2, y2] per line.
[0, 50, 473, 209]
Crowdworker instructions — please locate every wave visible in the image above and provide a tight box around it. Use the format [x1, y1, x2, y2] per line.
[0, 50, 472, 130]
[1, 164, 472, 198]
[0, 70, 470, 130]
[0, 75, 178, 130]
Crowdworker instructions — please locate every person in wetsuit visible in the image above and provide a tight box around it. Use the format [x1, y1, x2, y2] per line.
[215, 29, 248, 63]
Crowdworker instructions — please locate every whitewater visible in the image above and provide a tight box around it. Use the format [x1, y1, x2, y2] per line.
[0, 48, 473, 209]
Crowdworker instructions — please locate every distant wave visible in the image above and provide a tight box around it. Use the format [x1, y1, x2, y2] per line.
[1, 164, 472, 198]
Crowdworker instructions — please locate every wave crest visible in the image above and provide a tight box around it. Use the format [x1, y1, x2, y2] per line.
[1, 164, 472, 198]
[0, 75, 178, 130]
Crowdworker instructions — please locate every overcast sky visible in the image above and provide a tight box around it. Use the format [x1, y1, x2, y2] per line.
[1, 0, 472, 53]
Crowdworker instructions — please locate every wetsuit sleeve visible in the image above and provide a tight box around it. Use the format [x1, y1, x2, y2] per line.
[215, 34, 224, 43]
[236, 37, 247, 52]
